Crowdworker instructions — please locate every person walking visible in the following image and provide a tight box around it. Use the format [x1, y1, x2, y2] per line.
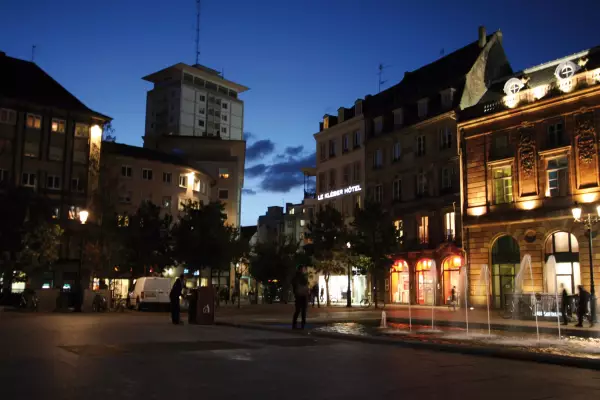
[451, 286, 457, 311]
[560, 283, 569, 325]
[292, 265, 309, 329]
[310, 284, 318, 308]
[170, 274, 184, 325]
[575, 285, 592, 328]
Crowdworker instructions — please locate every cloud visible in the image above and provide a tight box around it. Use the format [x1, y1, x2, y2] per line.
[242, 188, 257, 195]
[243, 132, 254, 141]
[258, 152, 316, 193]
[246, 139, 275, 161]
[285, 145, 303, 156]
[245, 164, 268, 178]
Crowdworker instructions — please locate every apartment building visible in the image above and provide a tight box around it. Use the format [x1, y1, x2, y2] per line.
[0, 51, 110, 290]
[364, 27, 512, 306]
[459, 46, 600, 309]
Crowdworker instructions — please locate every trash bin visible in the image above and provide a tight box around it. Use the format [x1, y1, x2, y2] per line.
[188, 289, 198, 324]
[196, 286, 214, 325]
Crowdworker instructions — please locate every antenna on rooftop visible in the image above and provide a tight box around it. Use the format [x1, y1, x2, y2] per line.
[377, 63, 390, 93]
[31, 45, 36, 62]
[195, 0, 201, 65]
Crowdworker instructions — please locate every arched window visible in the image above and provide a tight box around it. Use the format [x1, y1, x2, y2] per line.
[415, 259, 435, 305]
[390, 260, 409, 304]
[545, 232, 580, 295]
[491, 235, 520, 308]
[442, 256, 462, 305]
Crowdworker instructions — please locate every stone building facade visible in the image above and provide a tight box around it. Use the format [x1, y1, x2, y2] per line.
[459, 47, 600, 308]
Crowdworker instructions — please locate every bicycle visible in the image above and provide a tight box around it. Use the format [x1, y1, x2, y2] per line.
[360, 294, 386, 309]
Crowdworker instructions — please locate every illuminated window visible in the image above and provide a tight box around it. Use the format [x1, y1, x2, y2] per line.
[142, 169, 153, 180]
[179, 174, 187, 188]
[394, 220, 404, 239]
[121, 166, 132, 178]
[493, 166, 513, 204]
[163, 172, 172, 184]
[219, 168, 229, 179]
[21, 172, 36, 188]
[418, 215, 429, 244]
[117, 214, 130, 227]
[218, 189, 228, 200]
[416, 135, 426, 156]
[26, 114, 41, 129]
[193, 178, 200, 192]
[545, 231, 580, 295]
[47, 175, 61, 190]
[444, 211, 455, 240]
[547, 157, 568, 197]
[300, 219, 305, 227]
[0, 108, 16, 125]
[558, 64, 575, 79]
[51, 118, 66, 133]
[392, 179, 402, 201]
[74, 123, 89, 138]
[68, 206, 82, 220]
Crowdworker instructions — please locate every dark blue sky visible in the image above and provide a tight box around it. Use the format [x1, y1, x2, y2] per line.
[2, 0, 600, 226]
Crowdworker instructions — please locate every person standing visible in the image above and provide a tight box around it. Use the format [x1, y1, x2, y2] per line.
[170, 274, 184, 325]
[292, 265, 309, 329]
[310, 284, 318, 308]
[560, 283, 569, 325]
[451, 286, 457, 311]
[575, 285, 592, 328]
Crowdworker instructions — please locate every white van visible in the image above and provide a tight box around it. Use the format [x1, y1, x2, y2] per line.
[129, 277, 172, 311]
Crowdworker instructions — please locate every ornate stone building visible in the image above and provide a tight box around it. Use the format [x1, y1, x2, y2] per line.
[459, 46, 600, 308]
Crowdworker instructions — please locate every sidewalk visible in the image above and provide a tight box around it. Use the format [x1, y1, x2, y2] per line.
[215, 303, 600, 337]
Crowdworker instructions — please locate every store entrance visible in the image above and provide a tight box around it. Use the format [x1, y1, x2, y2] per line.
[390, 260, 410, 304]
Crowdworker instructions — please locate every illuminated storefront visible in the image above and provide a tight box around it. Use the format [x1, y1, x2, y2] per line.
[390, 260, 410, 304]
[318, 273, 367, 305]
[442, 256, 462, 304]
[416, 259, 435, 305]
[545, 231, 580, 295]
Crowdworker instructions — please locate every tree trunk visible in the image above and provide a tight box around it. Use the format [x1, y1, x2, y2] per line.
[325, 274, 331, 307]
[346, 263, 352, 308]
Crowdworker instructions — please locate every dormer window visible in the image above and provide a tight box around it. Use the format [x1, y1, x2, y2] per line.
[393, 108, 403, 126]
[554, 61, 579, 80]
[417, 98, 429, 118]
[503, 78, 525, 96]
[323, 116, 330, 129]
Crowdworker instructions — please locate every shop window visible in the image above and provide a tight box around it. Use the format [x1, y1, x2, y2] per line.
[491, 235, 520, 308]
[391, 260, 409, 304]
[545, 232, 580, 295]
[492, 166, 513, 204]
[442, 256, 462, 305]
[415, 259, 434, 305]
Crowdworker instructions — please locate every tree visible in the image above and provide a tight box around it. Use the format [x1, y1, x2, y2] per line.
[17, 222, 63, 278]
[307, 205, 348, 306]
[350, 201, 400, 308]
[102, 122, 116, 142]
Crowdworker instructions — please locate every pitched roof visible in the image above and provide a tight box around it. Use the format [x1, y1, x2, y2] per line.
[0, 53, 109, 119]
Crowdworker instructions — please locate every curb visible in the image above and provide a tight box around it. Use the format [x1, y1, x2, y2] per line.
[215, 320, 600, 371]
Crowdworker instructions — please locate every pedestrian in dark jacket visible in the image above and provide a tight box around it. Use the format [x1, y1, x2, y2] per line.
[310, 284, 319, 308]
[170, 274, 184, 325]
[575, 285, 592, 328]
[560, 283, 569, 325]
[292, 265, 309, 329]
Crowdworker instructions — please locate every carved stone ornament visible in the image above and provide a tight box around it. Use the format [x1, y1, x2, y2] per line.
[519, 129, 535, 177]
[575, 113, 596, 165]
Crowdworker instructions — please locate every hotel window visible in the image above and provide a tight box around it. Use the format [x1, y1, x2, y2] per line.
[374, 184, 382, 203]
[142, 168, 153, 180]
[353, 161, 361, 182]
[444, 211, 456, 240]
[416, 171, 428, 196]
[353, 130, 361, 148]
[329, 169, 336, 189]
[394, 220, 404, 240]
[26, 114, 42, 129]
[440, 127, 452, 149]
[319, 142, 326, 161]
[393, 141, 401, 161]
[328, 139, 336, 158]
[51, 118, 66, 133]
[163, 172, 172, 184]
[393, 179, 402, 201]
[219, 168, 229, 179]
[121, 165, 132, 178]
[393, 108, 403, 126]
[418, 215, 429, 244]
[374, 117, 383, 135]
[492, 165, 513, 204]
[21, 172, 36, 188]
[318, 172, 326, 192]
[373, 149, 383, 168]
[71, 178, 84, 192]
[416, 135, 426, 156]
[342, 165, 350, 185]
[218, 189, 229, 200]
[547, 122, 564, 148]
[74, 123, 89, 138]
[179, 174, 188, 188]
[47, 175, 61, 190]
[547, 157, 569, 197]
[342, 133, 349, 152]
[441, 167, 451, 190]
[0, 108, 16, 125]
[417, 99, 428, 118]
[162, 196, 172, 208]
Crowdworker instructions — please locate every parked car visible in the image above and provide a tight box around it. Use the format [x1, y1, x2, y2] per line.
[129, 277, 171, 311]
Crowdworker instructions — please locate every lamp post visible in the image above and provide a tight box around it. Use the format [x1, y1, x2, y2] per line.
[74, 210, 89, 312]
[571, 202, 599, 323]
[346, 241, 352, 308]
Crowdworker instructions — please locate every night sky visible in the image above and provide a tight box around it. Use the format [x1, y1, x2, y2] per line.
[1, 0, 600, 226]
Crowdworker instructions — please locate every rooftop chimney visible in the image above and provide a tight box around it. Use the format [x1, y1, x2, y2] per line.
[478, 26, 487, 48]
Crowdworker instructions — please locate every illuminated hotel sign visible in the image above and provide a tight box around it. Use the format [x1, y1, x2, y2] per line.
[318, 185, 361, 201]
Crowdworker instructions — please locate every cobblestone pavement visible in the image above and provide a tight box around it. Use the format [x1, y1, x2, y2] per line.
[1, 313, 600, 399]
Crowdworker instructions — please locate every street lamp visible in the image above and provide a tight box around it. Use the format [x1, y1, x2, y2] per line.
[571, 202, 599, 323]
[346, 241, 352, 308]
[74, 210, 89, 312]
